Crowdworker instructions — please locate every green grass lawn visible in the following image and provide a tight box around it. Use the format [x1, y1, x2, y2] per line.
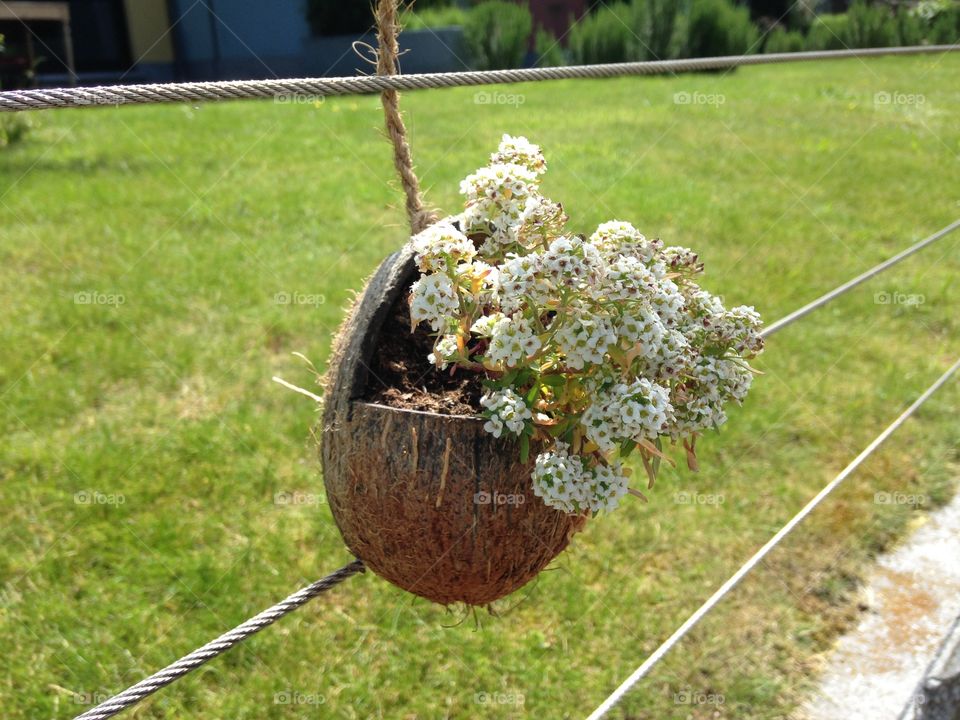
[2, 54, 959, 719]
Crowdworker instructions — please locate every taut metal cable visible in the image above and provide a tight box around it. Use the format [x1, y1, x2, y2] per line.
[762, 218, 960, 337]
[586, 357, 960, 720]
[72, 559, 365, 720]
[2, 45, 957, 113]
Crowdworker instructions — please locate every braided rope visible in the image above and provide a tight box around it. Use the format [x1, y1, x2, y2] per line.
[2, 46, 957, 113]
[72, 559, 365, 720]
[376, 0, 437, 234]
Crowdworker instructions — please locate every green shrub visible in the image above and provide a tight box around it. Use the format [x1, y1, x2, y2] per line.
[764, 26, 805, 52]
[463, 1, 533, 69]
[404, 6, 469, 30]
[568, 0, 684, 64]
[843, 0, 897, 47]
[0, 33, 34, 149]
[0, 115, 32, 148]
[895, 8, 925, 44]
[569, 3, 638, 64]
[534, 27, 566, 67]
[805, 14, 850, 50]
[913, 0, 953, 23]
[685, 0, 760, 57]
[672, 11, 690, 57]
[786, 0, 816, 34]
[928, 4, 960, 42]
[633, 0, 686, 59]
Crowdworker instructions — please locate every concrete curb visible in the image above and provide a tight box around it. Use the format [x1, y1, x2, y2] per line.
[918, 614, 960, 719]
[804, 491, 960, 720]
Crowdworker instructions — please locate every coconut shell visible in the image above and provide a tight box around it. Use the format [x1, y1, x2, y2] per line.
[320, 247, 586, 605]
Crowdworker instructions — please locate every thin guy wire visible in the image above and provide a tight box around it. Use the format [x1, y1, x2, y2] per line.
[2, 46, 957, 112]
[586, 357, 960, 720]
[762, 218, 960, 337]
[72, 559, 365, 720]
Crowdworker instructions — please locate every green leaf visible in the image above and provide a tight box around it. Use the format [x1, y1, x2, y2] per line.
[540, 374, 566, 388]
[519, 433, 530, 463]
[546, 423, 566, 438]
[526, 383, 540, 405]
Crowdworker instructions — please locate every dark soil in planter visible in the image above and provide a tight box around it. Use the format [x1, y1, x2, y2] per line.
[363, 292, 482, 415]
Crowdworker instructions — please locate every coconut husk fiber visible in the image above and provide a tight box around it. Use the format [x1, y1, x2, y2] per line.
[320, 246, 586, 605]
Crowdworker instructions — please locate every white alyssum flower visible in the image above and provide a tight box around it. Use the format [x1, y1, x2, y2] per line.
[601, 254, 655, 302]
[455, 259, 499, 301]
[668, 357, 753, 436]
[480, 388, 532, 438]
[649, 277, 685, 326]
[616, 306, 665, 353]
[640, 328, 690, 381]
[590, 220, 661, 264]
[487, 315, 542, 368]
[460, 162, 543, 253]
[410, 220, 476, 273]
[718, 305, 764, 356]
[683, 287, 727, 326]
[581, 378, 673, 451]
[727, 367, 755, 406]
[679, 289, 763, 357]
[585, 463, 630, 513]
[662, 245, 702, 273]
[531, 442, 590, 514]
[541, 236, 605, 289]
[712, 356, 755, 403]
[495, 252, 546, 313]
[409, 273, 459, 332]
[670, 394, 726, 437]
[460, 162, 539, 203]
[470, 312, 503, 337]
[553, 312, 617, 370]
[428, 334, 460, 370]
[617, 379, 673, 439]
[516, 195, 565, 240]
[491, 134, 546, 175]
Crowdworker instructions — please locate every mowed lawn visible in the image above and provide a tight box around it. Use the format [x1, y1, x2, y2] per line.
[2, 54, 959, 720]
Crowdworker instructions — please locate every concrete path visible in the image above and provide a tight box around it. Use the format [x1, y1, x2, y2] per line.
[801, 492, 960, 720]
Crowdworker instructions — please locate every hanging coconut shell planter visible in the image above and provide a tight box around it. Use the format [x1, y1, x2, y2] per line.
[318, 0, 764, 607]
[321, 243, 586, 606]
[319, 1, 583, 607]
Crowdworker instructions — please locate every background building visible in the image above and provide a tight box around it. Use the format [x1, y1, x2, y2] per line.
[0, 0, 586, 87]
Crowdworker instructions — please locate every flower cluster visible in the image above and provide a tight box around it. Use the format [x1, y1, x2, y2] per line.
[531, 442, 628, 514]
[406, 134, 763, 516]
[580, 379, 673, 453]
[480, 388, 532, 438]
